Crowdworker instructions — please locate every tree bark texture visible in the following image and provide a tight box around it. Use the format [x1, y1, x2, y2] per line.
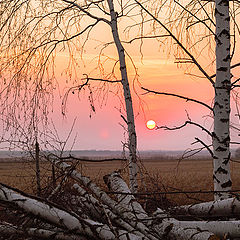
[171, 197, 240, 217]
[0, 222, 87, 240]
[107, 0, 138, 193]
[155, 221, 219, 240]
[104, 172, 150, 223]
[0, 183, 146, 240]
[72, 183, 145, 237]
[153, 209, 219, 240]
[213, 0, 232, 200]
[165, 219, 240, 239]
[54, 161, 157, 240]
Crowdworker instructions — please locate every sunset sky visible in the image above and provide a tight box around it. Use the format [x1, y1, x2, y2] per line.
[43, 9, 240, 152]
[2, 1, 240, 152]
[51, 46, 219, 151]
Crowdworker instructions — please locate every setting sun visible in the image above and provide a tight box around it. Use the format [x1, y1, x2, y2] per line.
[146, 120, 156, 130]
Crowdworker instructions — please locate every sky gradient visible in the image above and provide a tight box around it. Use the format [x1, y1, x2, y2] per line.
[50, 50, 217, 151]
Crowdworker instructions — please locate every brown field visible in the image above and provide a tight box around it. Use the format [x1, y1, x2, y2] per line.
[0, 158, 240, 206]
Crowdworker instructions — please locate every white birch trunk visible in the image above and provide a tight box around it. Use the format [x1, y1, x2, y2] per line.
[0, 183, 145, 240]
[171, 197, 240, 217]
[0, 222, 87, 240]
[107, 0, 138, 193]
[213, 0, 232, 200]
[165, 219, 240, 239]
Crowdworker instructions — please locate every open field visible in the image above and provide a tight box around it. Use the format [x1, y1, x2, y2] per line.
[0, 158, 240, 206]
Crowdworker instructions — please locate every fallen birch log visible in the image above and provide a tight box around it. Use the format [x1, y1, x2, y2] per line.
[156, 222, 220, 240]
[54, 160, 158, 240]
[0, 183, 148, 240]
[105, 172, 219, 240]
[103, 172, 150, 222]
[171, 197, 240, 217]
[73, 183, 147, 238]
[153, 209, 220, 240]
[0, 222, 87, 240]
[164, 219, 240, 239]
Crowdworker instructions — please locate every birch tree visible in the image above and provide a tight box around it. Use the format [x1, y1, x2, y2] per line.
[106, 0, 138, 193]
[213, 0, 232, 199]
[133, 0, 240, 200]
[0, 0, 139, 192]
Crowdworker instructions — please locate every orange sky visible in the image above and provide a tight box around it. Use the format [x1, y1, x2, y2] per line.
[44, 7, 240, 152]
[50, 47, 217, 151]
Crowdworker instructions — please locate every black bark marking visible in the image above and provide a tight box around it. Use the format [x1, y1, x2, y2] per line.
[220, 118, 229, 123]
[222, 79, 231, 85]
[120, 66, 126, 70]
[219, 0, 229, 6]
[231, 203, 236, 214]
[219, 29, 230, 39]
[223, 157, 230, 165]
[103, 174, 111, 189]
[215, 166, 228, 174]
[221, 135, 230, 144]
[86, 179, 92, 188]
[225, 16, 230, 21]
[212, 132, 220, 142]
[213, 175, 220, 183]
[215, 8, 224, 17]
[163, 223, 173, 237]
[223, 55, 231, 62]
[216, 146, 227, 152]
[217, 67, 228, 72]
[214, 102, 223, 109]
[208, 204, 214, 215]
[221, 180, 232, 188]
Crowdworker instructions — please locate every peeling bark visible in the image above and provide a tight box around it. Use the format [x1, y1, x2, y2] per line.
[107, 0, 138, 193]
[213, 0, 232, 200]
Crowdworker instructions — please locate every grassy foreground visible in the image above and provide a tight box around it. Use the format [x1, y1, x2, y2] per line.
[0, 158, 240, 206]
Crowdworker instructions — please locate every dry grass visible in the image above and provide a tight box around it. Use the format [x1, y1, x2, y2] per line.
[0, 158, 240, 206]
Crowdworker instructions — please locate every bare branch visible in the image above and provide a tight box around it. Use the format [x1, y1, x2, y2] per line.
[194, 137, 214, 158]
[49, 154, 127, 163]
[141, 87, 213, 111]
[61, 0, 110, 24]
[158, 120, 212, 137]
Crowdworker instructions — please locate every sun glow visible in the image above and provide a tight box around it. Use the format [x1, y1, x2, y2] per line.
[146, 120, 156, 130]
